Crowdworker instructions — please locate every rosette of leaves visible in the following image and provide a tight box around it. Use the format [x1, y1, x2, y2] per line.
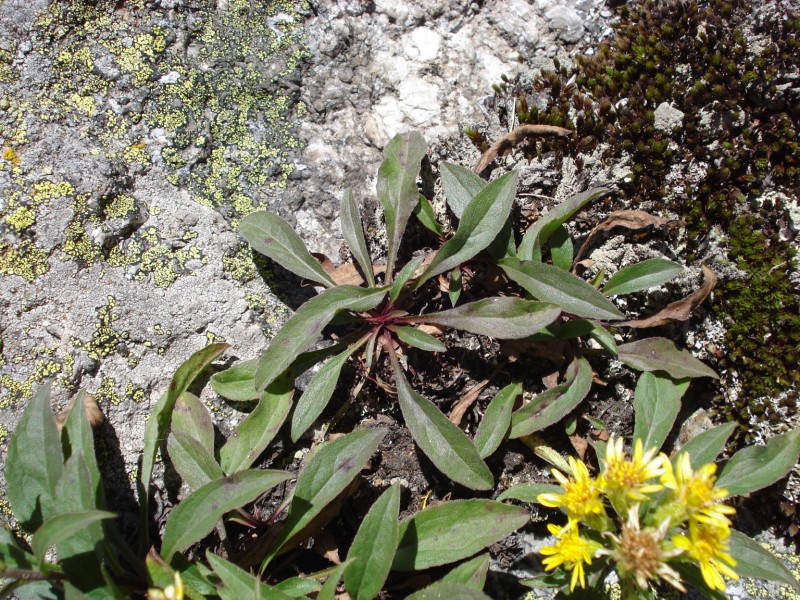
[216, 132, 564, 491]
[1, 347, 528, 599]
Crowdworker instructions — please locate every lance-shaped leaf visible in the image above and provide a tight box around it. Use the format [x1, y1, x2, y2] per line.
[391, 325, 447, 353]
[265, 428, 387, 563]
[727, 530, 800, 590]
[168, 432, 224, 490]
[206, 552, 293, 600]
[392, 500, 528, 571]
[220, 375, 294, 474]
[440, 162, 487, 219]
[632, 372, 683, 453]
[675, 422, 737, 469]
[500, 258, 624, 321]
[32, 511, 115, 566]
[211, 359, 260, 402]
[377, 132, 427, 279]
[510, 357, 593, 438]
[474, 383, 520, 458]
[389, 351, 493, 490]
[414, 194, 443, 237]
[716, 429, 800, 497]
[617, 337, 718, 379]
[390, 254, 427, 303]
[554, 319, 618, 356]
[6, 385, 63, 532]
[417, 172, 519, 284]
[240, 211, 336, 288]
[291, 339, 366, 442]
[255, 286, 387, 390]
[171, 392, 215, 452]
[162, 469, 291, 560]
[448, 268, 462, 306]
[344, 484, 401, 600]
[602, 258, 684, 296]
[497, 483, 564, 503]
[518, 187, 612, 261]
[441, 553, 490, 590]
[408, 297, 560, 340]
[408, 582, 492, 600]
[548, 225, 573, 270]
[341, 189, 375, 287]
[140, 344, 229, 534]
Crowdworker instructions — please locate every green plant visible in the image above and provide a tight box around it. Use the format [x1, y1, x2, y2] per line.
[499, 370, 800, 598]
[220, 131, 718, 495]
[0, 346, 529, 598]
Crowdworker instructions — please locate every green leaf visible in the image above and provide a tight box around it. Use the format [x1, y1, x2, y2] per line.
[602, 258, 684, 296]
[497, 483, 564, 502]
[140, 343, 229, 512]
[418, 172, 519, 283]
[206, 552, 292, 600]
[409, 297, 561, 339]
[211, 359, 260, 402]
[392, 326, 447, 353]
[389, 352, 493, 491]
[440, 162, 486, 220]
[255, 286, 387, 390]
[317, 562, 351, 600]
[510, 357, 593, 438]
[172, 392, 215, 452]
[407, 582, 491, 600]
[518, 188, 611, 261]
[240, 211, 336, 288]
[500, 258, 625, 321]
[549, 225, 573, 271]
[448, 268, 462, 307]
[414, 194, 443, 237]
[162, 470, 291, 560]
[291, 341, 366, 442]
[377, 132, 427, 279]
[32, 511, 114, 566]
[6, 385, 63, 531]
[617, 337, 718, 379]
[553, 320, 618, 356]
[54, 452, 104, 553]
[632, 372, 682, 453]
[390, 255, 426, 303]
[676, 422, 737, 469]
[168, 432, 224, 490]
[727, 529, 800, 590]
[220, 375, 294, 474]
[441, 554, 490, 589]
[266, 428, 387, 563]
[273, 576, 321, 597]
[60, 390, 102, 508]
[392, 500, 528, 571]
[341, 188, 375, 287]
[344, 484, 401, 600]
[474, 383, 520, 458]
[716, 429, 800, 497]
[0, 528, 37, 571]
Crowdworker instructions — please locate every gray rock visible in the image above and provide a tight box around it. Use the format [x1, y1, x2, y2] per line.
[545, 5, 586, 43]
[654, 101, 685, 132]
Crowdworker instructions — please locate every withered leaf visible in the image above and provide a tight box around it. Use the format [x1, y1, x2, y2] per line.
[621, 265, 717, 328]
[313, 253, 387, 287]
[474, 124, 572, 173]
[575, 210, 675, 262]
[56, 393, 104, 431]
[448, 379, 490, 426]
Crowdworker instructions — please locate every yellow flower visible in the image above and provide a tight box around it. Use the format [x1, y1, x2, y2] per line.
[540, 523, 601, 591]
[661, 453, 736, 528]
[147, 572, 184, 600]
[602, 505, 686, 593]
[599, 437, 666, 504]
[538, 456, 607, 526]
[673, 520, 738, 591]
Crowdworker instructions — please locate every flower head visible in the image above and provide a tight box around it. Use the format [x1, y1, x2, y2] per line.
[538, 456, 607, 526]
[599, 437, 666, 505]
[673, 520, 739, 591]
[661, 452, 735, 528]
[540, 523, 602, 591]
[602, 505, 685, 593]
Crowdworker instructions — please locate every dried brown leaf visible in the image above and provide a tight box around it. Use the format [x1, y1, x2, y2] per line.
[575, 210, 675, 261]
[568, 434, 589, 461]
[500, 339, 568, 366]
[313, 529, 341, 565]
[474, 124, 572, 173]
[56, 393, 104, 432]
[416, 323, 447, 337]
[620, 265, 716, 328]
[312, 253, 386, 286]
[448, 379, 490, 426]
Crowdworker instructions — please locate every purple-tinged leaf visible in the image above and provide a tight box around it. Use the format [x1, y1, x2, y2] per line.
[617, 337, 718, 379]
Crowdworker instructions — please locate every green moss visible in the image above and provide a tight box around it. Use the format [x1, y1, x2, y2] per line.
[491, 0, 800, 436]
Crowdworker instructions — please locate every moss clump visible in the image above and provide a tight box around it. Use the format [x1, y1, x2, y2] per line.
[484, 0, 799, 437]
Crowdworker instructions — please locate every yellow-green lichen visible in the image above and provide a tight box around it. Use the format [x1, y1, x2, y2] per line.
[104, 194, 137, 219]
[93, 376, 145, 406]
[71, 296, 130, 360]
[0, 240, 49, 281]
[0, 346, 74, 407]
